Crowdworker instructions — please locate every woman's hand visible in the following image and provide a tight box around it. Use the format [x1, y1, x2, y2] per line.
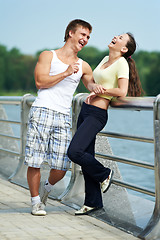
[85, 92, 97, 104]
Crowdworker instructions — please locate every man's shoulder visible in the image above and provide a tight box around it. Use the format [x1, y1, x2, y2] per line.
[40, 50, 53, 57]
[82, 60, 92, 75]
[38, 50, 53, 63]
[82, 60, 90, 69]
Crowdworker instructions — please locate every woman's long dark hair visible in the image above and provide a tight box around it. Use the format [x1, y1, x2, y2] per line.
[123, 32, 143, 97]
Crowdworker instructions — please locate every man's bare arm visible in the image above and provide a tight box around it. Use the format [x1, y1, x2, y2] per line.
[35, 51, 79, 89]
[81, 61, 106, 93]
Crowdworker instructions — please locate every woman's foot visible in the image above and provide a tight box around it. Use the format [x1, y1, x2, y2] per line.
[101, 169, 114, 193]
[75, 205, 99, 215]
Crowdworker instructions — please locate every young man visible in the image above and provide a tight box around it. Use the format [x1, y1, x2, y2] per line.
[25, 19, 105, 216]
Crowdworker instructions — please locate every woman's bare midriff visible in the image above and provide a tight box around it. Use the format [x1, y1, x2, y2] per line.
[89, 96, 110, 110]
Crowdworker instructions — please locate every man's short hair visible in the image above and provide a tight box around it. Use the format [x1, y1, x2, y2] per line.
[64, 19, 92, 42]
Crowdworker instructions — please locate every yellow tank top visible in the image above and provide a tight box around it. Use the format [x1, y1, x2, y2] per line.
[93, 56, 129, 100]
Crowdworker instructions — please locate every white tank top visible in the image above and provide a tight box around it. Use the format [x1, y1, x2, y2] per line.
[32, 50, 83, 115]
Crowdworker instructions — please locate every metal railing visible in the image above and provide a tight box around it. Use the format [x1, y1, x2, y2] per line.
[0, 93, 160, 239]
[0, 96, 21, 157]
[73, 94, 160, 240]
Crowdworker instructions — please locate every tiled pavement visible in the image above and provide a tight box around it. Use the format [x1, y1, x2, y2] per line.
[0, 178, 139, 240]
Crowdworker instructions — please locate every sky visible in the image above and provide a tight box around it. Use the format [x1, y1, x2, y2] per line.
[0, 0, 159, 55]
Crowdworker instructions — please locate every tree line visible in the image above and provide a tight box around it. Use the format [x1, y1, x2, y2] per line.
[0, 44, 160, 96]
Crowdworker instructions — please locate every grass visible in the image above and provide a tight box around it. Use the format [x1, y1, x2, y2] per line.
[0, 90, 37, 96]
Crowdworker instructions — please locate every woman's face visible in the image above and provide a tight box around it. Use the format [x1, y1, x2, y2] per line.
[108, 33, 130, 53]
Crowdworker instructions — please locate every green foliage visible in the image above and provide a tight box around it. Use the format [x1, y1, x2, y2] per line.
[0, 45, 8, 89]
[0, 90, 37, 96]
[77, 46, 108, 94]
[0, 44, 160, 96]
[133, 51, 160, 95]
[144, 52, 160, 96]
[0, 44, 37, 93]
[78, 46, 107, 70]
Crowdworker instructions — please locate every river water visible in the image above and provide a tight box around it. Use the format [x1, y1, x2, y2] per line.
[106, 108, 154, 200]
[3, 104, 155, 201]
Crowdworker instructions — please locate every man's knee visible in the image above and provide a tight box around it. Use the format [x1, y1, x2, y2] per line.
[49, 169, 66, 185]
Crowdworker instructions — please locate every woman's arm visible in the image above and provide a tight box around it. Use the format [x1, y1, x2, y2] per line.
[103, 78, 129, 97]
[85, 77, 129, 104]
[81, 61, 106, 93]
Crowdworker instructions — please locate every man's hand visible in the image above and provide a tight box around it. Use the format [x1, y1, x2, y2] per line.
[65, 63, 80, 76]
[92, 84, 106, 94]
[85, 84, 107, 104]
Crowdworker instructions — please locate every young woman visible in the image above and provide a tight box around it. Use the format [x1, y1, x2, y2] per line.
[67, 32, 142, 215]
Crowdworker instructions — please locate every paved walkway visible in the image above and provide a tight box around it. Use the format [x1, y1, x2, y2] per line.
[0, 178, 139, 240]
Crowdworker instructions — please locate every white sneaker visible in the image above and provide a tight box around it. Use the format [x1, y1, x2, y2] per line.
[31, 203, 46, 216]
[101, 170, 114, 193]
[40, 183, 50, 206]
[75, 205, 96, 215]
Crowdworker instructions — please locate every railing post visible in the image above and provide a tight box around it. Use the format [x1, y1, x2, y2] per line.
[9, 94, 34, 181]
[139, 94, 160, 240]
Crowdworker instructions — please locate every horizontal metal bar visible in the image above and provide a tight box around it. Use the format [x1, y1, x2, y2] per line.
[0, 96, 22, 105]
[95, 152, 155, 170]
[112, 179, 155, 197]
[0, 148, 19, 156]
[0, 101, 21, 105]
[75, 93, 155, 110]
[0, 119, 20, 124]
[110, 96, 155, 110]
[99, 131, 154, 143]
[0, 133, 20, 141]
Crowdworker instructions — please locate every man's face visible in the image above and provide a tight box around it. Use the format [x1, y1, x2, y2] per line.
[70, 26, 90, 51]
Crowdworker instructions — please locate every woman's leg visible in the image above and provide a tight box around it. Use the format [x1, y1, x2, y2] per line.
[67, 103, 110, 183]
[68, 103, 111, 208]
[81, 135, 103, 208]
[82, 167, 103, 208]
